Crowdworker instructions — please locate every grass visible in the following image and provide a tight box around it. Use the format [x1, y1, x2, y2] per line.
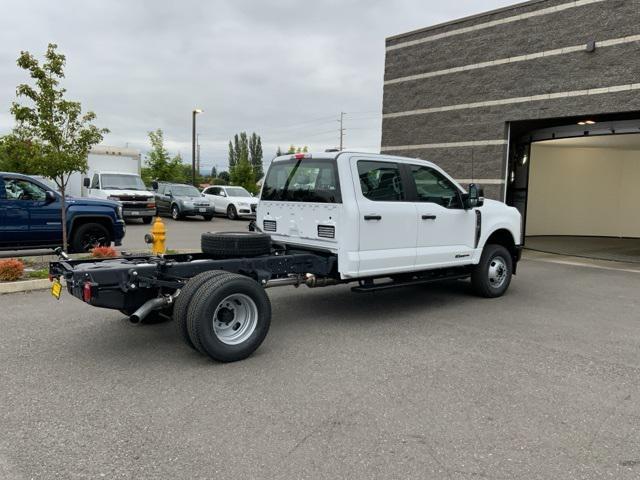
[26, 268, 50, 279]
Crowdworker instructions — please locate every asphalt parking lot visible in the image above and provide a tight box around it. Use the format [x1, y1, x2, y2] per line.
[1, 258, 640, 479]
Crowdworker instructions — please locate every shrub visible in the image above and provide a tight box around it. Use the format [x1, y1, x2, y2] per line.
[0, 259, 25, 282]
[91, 246, 117, 258]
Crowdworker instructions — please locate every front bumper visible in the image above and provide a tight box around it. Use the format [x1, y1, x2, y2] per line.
[182, 206, 215, 216]
[123, 207, 156, 218]
[113, 220, 126, 246]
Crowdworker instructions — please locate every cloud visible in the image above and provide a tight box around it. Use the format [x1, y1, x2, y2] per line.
[0, 0, 514, 172]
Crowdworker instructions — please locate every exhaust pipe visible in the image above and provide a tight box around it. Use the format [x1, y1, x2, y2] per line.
[264, 274, 338, 289]
[130, 295, 173, 324]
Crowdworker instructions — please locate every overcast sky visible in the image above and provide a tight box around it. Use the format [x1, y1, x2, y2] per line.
[0, 0, 513, 174]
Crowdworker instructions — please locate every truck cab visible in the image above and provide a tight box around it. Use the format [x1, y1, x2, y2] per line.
[0, 172, 126, 253]
[258, 151, 522, 281]
[85, 171, 156, 224]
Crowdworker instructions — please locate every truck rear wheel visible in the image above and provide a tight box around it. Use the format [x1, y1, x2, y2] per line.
[142, 216, 153, 225]
[71, 222, 110, 253]
[186, 273, 271, 362]
[471, 244, 513, 298]
[173, 270, 231, 350]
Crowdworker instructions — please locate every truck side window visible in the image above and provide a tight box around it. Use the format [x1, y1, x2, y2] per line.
[90, 174, 100, 189]
[4, 178, 46, 201]
[410, 165, 462, 209]
[357, 161, 404, 201]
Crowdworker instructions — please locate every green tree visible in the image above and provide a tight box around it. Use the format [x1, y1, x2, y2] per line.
[218, 170, 230, 183]
[286, 145, 308, 154]
[10, 43, 108, 250]
[228, 141, 236, 170]
[249, 133, 263, 180]
[276, 146, 283, 157]
[229, 132, 255, 192]
[143, 129, 185, 183]
[0, 134, 40, 174]
[210, 165, 218, 178]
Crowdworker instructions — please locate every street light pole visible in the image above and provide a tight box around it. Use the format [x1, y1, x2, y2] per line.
[192, 109, 203, 186]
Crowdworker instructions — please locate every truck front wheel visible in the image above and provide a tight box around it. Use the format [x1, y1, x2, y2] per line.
[186, 273, 271, 362]
[70, 222, 111, 253]
[471, 244, 513, 298]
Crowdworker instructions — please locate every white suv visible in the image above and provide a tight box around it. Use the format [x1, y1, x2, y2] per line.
[202, 185, 259, 220]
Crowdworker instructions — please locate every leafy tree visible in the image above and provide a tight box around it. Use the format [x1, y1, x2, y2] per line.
[218, 170, 230, 183]
[210, 165, 218, 178]
[143, 129, 185, 183]
[286, 145, 309, 154]
[10, 43, 108, 250]
[249, 133, 263, 180]
[228, 141, 236, 169]
[0, 134, 40, 174]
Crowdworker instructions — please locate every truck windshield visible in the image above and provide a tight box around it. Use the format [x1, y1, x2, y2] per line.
[101, 174, 147, 191]
[261, 159, 341, 203]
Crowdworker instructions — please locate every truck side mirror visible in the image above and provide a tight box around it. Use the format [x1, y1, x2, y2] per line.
[45, 191, 57, 204]
[465, 183, 484, 209]
[83, 177, 91, 188]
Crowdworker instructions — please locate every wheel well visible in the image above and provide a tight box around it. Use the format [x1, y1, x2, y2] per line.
[70, 217, 113, 240]
[485, 229, 516, 257]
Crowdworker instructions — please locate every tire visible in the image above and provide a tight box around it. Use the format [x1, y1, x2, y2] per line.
[186, 273, 271, 362]
[201, 231, 271, 257]
[202, 215, 213, 221]
[171, 204, 182, 220]
[227, 205, 238, 220]
[142, 216, 153, 225]
[471, 244, 513, 298]
[173, 270, 230, 350]
[70, 222, 111, 253]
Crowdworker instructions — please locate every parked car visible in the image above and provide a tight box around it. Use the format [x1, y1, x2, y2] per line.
[0, 172, 125, 253]
[50, 151, 522, 363]
[202, 185, 258, 219]
[152, 182, 214, 221]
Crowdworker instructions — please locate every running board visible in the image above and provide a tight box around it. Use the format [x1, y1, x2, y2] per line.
[351, 273, 470, 293]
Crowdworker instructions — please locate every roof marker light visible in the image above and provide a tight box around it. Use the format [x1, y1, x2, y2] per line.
[293, 153, 312, 160]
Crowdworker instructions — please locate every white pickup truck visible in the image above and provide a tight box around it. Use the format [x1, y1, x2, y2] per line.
[50, 151, 522, 363]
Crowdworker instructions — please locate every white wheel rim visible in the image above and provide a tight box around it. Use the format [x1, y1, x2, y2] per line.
[488, 255, 507, 289]
[212, 293, 258, 345]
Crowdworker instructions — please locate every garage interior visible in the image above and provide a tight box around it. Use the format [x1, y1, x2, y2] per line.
[507, 117, 640, 264]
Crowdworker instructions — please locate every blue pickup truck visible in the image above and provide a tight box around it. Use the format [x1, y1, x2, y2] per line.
[0, 172, 126, 253]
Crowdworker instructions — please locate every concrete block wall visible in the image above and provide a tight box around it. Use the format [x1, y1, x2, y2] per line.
[381, 0, 640, 199]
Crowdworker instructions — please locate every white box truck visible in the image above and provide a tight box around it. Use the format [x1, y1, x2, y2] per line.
[70, 146, 156, 224]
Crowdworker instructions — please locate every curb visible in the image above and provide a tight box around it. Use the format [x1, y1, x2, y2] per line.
[0, 279, 51, 295]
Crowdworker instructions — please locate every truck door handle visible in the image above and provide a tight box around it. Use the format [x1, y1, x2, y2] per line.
[421, 215, 437, 220]
[364, 215, 382, 221]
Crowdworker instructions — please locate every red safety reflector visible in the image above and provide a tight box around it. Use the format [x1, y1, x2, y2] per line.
[293, 153, 311, 160]
[83, 282, 92, 303]
[48, 274, 54, 282]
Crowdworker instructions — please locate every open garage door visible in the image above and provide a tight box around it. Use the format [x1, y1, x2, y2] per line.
[525, 134, 640, 262]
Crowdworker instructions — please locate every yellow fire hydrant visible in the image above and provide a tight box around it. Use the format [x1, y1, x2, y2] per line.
[144, 217, 167, 255]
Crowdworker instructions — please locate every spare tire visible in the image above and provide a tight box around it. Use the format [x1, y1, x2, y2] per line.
[201, 231, 271, 257]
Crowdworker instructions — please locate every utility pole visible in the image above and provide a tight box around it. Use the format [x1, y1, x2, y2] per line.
[191, 108, 203, 186]
[339, 111, 345, 150]
[196, 134, 201, 176]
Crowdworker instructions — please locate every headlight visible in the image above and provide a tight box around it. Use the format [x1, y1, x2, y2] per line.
[238, 202, 248, 207]
[116, 206, 123, 219]
[183, 201, 193, 207]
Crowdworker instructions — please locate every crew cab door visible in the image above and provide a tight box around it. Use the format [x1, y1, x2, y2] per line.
[406, 163, 477, 267]
[351, 158, 417, 276]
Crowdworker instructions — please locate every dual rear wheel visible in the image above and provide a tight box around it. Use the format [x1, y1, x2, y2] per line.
[173, 271, 271, 362]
